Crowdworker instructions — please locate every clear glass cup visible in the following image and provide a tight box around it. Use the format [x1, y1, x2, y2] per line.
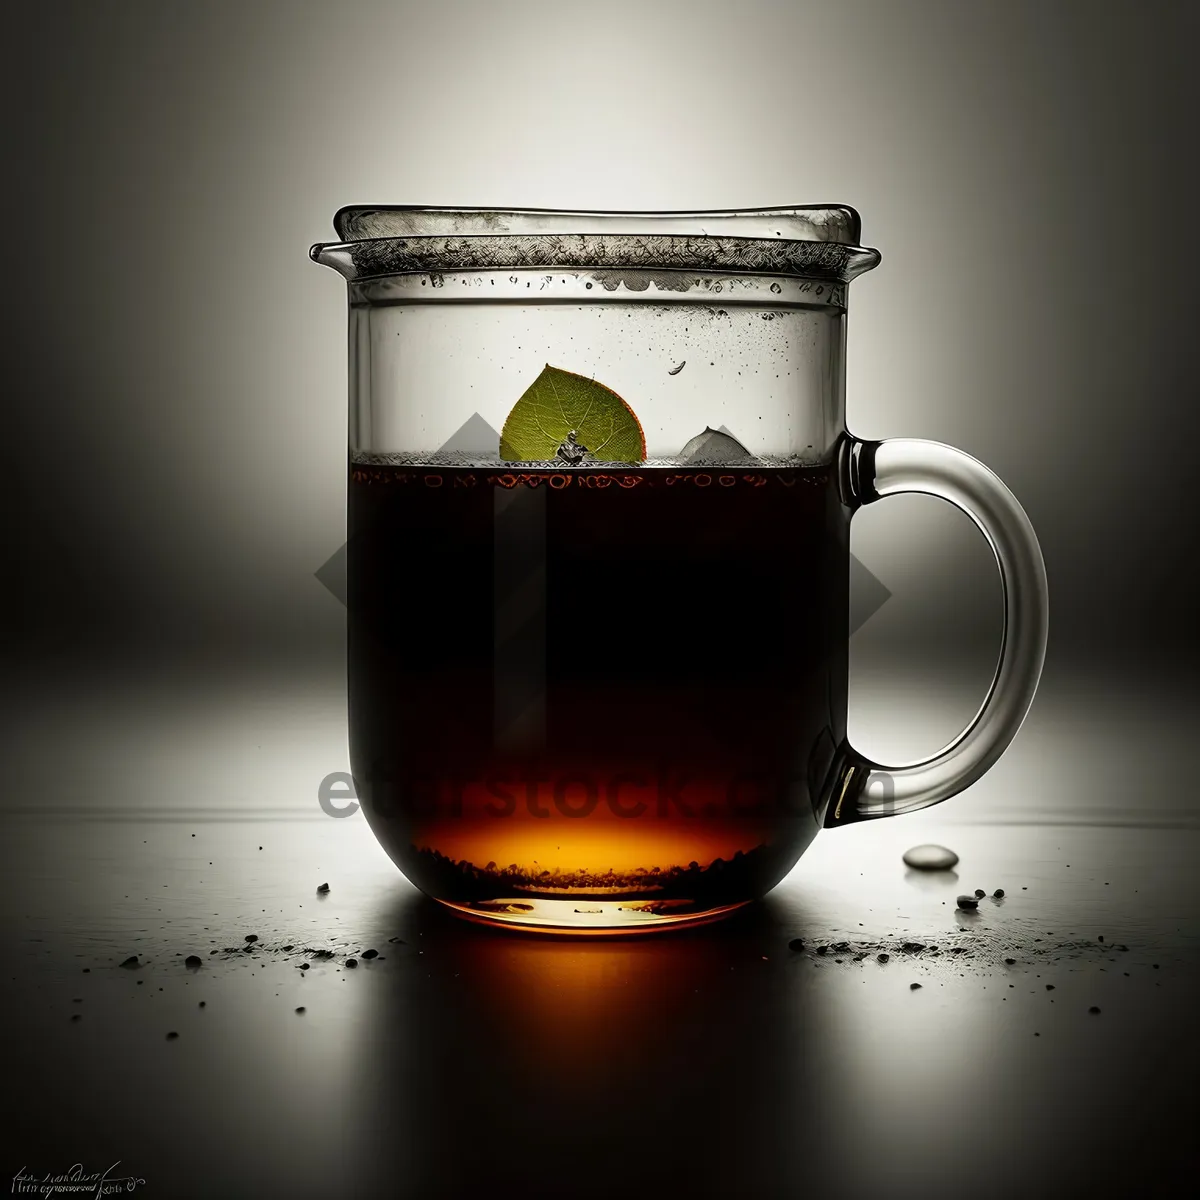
[311, 205, 1048, 934]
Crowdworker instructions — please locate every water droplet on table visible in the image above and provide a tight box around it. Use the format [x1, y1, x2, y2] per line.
[902, 844, 959, 871]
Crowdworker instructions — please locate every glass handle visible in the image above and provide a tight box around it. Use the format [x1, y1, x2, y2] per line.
[826, 438, 1049, 826]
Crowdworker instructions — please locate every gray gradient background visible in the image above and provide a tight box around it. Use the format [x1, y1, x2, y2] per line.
[3, 5, 1199, 1196]
[4, 0, 1197, 692]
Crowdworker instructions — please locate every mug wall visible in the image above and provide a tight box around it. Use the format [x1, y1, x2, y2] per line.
[348, 272, 848, 462]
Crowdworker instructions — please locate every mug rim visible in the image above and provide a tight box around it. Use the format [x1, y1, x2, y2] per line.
[312, 205, 880, 284]
[331, 203, 868, 244]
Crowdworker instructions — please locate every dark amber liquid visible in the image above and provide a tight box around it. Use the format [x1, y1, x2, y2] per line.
[348, 463, 850, 930]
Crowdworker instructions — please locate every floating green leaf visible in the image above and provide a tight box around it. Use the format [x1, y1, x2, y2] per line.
[499, 365, 646, 463]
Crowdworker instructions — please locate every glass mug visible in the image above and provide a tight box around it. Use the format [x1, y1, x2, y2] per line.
[311, 205, 1048, 934]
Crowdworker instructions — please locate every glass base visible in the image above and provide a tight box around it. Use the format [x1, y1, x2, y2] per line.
[436, 896, 752, 935]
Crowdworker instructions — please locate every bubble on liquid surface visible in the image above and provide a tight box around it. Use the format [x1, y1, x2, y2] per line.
[902, 844, 959, 871]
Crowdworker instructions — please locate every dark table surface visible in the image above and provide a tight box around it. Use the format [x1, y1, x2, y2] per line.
[3, 663, 1197, 1198]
